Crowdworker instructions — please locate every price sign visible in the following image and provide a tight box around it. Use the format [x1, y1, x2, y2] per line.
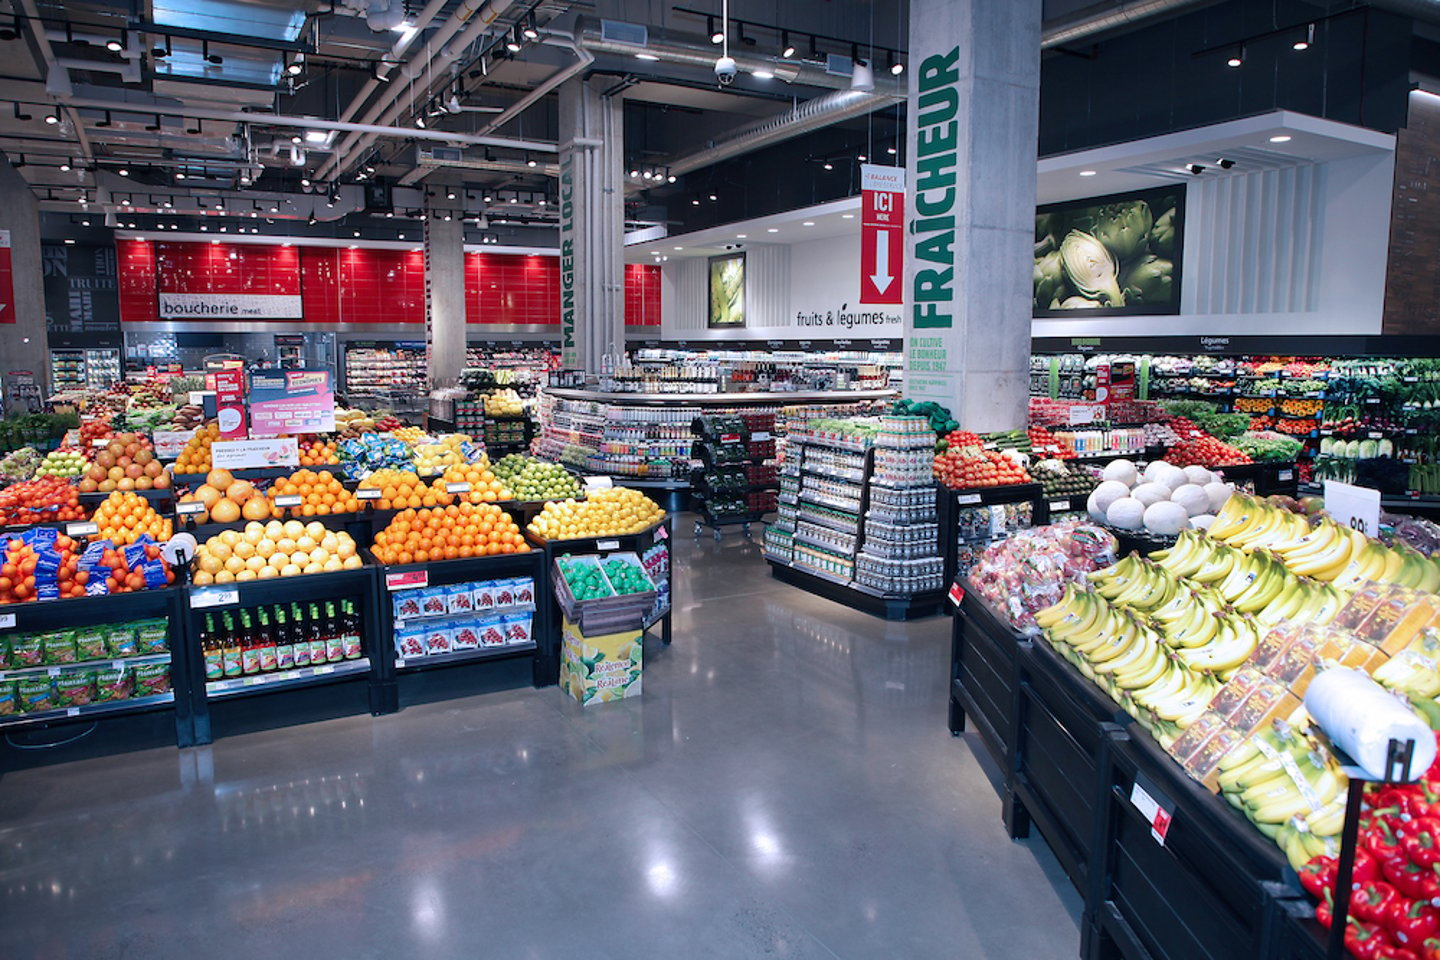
[0, 613, 16, 630]
[313, 665, 334, 676]
[1368, 432, 1384, 440]
[596, 539, 620, 551]
[956, 493, 982, 505]
[65, 521, 98, 537]
[1324, 480, 1380, 537]
[92, 438, 110, 448]
[583, 475, 613, 492]
[446, 482, 471, 494]
[1129, 775, 1175, 846]
[1049, 501, 1068, 513]
[152, 429, 197, 460]
[66, 707, 80, 717]
[274, 495, 303, 509]
[356, 488, 382, 501]
[177, 502, 206, 516]
[751, 432, 771, 442]
[191, 587, 240, 609]
[1278, 470, 1294, 482]
[386, 570, 428, 591]
[948, 581, 965, 607]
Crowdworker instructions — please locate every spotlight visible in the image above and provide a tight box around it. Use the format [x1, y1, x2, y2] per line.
[857, 153, 867, 162]
[506, 26, 522, 53]
[667, 175, 676, 183]
[43, 112, 59, 124]
[1216, 158, 1235, 169]
[286, 53, 304, 76]
[118, 168, 129, 176]
[822, 162, 833, 171]
[59, 162, 70, 172]
[885, 145, 896, 155]
[105, 34, 124, 53]
[709, 16, 723, 44]
[708, 193, 717, 201]
[1294, 24, 1314, 52]
[174, 171, 185, 180]
[415, 114, 426, 129]
[629, 168, 640, 178]
[522, 14, 539, 41]
[781, 31, 795, 59]
[1226, 45, 1244, 68]
[1187, 163, 1205, 175]
[527, 156, 537, 168]
[888, 50, 903, 75]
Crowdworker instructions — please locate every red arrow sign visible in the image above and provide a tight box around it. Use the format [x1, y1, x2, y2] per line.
[860, 165, 904, 305]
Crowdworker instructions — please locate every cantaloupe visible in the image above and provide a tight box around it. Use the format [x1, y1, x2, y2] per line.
[1131, 482, 1171, 508]
[1143, 500, 1189, 536]
[1170, 483, 1212, 518]
[1106, 496, 1146, 530]
[1089, 480, 1132, 521]
[1102, 459, 1138, 487]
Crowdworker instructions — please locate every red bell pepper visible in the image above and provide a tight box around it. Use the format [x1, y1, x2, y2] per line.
[1356, 850, 1385, 886]
[1318, 896, 1333, 930]
[1355, 882, 1407, 927]
[1371, 820, 1408, 863]
[1387, 860, 1433, 901]
[1377, 946, 1422, 960]
[1395, 903, 1440, 947]
[1421, 937, 1440, 960]
[1407, 820, 1440, 870]
[1349, 920, 1397, 960]
[1301, 856, 1338, 900]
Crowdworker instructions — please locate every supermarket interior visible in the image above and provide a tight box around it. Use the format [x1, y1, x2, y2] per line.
[6, 0, 1440, 958]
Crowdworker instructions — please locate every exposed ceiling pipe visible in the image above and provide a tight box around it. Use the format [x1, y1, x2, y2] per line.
[317, 0, 516, 182]
[62, 97, 557, 152]
[647, 88, 899, 188]
[395, 31, 592, 187]
[18, 0, 97, 171]
[416, 155, 561, 179]
[336, 0, 448, 123]
[1041, 0, 1217, 49]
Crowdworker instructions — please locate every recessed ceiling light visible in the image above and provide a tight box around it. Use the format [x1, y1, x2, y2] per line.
[63, 238, 74, 244]
[736, 234, 747, 239]
[674, 246, 683, 250]
[1269, 134, 1292, 143]
[766, 227, 779, 233]
[752, 69, 774, 80]
[1079, 170, 1097, 177]
[841, 213, 855, 219]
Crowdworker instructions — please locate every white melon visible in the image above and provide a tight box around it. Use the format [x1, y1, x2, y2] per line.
[1142, 460, 1174, 484]
[1189, 514, 1217, 531]
[1106, 496, 1146, 530]
[1152, 464, 1190, 493]
[1143, 500, 1190, 536]
[1131, 482, 1171, 508]
[1204, 481, 1233, 513]
[1089, 480, 1132, 521]
[1170, 483, 1212, 518]
[1102, 459, 1138, 487]
[1182, 465, 1216, 486]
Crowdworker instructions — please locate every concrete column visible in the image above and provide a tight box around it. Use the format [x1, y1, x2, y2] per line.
[557, 78, 624, 373]
[0, 157, 49, 411]
[425, 208, 466, 386]
[903, 0, 1041, 431]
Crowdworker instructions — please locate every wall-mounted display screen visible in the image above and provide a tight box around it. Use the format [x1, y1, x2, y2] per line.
[708, 253, 746, 328]
[1034, 185, 1183, 317]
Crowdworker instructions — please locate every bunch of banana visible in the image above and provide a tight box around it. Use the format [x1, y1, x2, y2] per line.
[1253, 575, 1347, 628]
[1174, 613, 1262, 676]
[1151, 529, 1226, 580]
[1129, 661, 1219, 729]
[1089, 557, 1179, 613]
[1209, 493, 1311, 553]
[1217, 725, 1346, 830]
[1151, 585, 1225, 648]
[1374, 649, 1440, 700]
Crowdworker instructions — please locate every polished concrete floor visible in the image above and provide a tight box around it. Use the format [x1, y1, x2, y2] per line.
[0, 525, 1083, 959]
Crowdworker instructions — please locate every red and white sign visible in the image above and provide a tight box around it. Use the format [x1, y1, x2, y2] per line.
[158, 293, 302, 319]
[213, 368, 247, 441]
[0, 230, 12, 324]
[860, 165, 905, 305]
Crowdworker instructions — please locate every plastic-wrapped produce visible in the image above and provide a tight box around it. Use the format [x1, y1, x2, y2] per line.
[968, 520, 1119, 631]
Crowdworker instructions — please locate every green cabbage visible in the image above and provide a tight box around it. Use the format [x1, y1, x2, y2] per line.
[1034, 250, 1064, 309]
[1093, 200, 1153, 263]
[1059, 230, 1125, 306]
[1121, 255, 1174, 306]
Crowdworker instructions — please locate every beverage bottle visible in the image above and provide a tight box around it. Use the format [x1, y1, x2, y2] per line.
[220, 612, 242, 678]
[341, 599, 363, 660]
[240, 610, 261, 675]
[288, 602, 310, 668]
[324, 601, 345, 663]
[201, 614, 223, 681]
[274, 604, 296, 671]
[256, 606, 278, 672]
[301, 603, 326, 666]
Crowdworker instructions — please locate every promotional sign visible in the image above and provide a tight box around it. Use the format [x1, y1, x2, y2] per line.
[0, 230, 12, 324]
[157, 293, 303, 320]
[860, 165, 905, 305]
[212, 368, 247, 440]
[211, 437, 299, 472]
[42, 242, 120, 345]
[248, 369, 336, 437]
[152, 429, 197, 460]
[1323, 480, 1381, 538]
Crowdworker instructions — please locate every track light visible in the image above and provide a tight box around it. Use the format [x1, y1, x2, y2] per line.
[286, 52, 304, 76]
[415, 114, 426, 129]
[1226, 45, 1244, 68]
[629, 168, 640, 178]
[106, 34, 124, 53]
[708, 16, 722, 44]
[174, 171, 185, 180]
[888, 50, 903, 75]
[12, 102, 29, 121]
[118, 167, 129, 176]
[59, 161, 70, 171]
[822, 162, 833, 171]
[1187, 163, 1205, 175]
[44, 111, 59, 124]
[522, 13, 539, 40]
[202, 39, 222, 64]
[1294, 23, 1314, 51]
[527, 155, 537, 168]
[781, 31, 795, 59]
[668, 174, 676, 183]
[506, 25, 522, 53]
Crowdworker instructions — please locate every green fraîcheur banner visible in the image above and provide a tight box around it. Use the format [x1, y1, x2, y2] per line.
[1034, 184, 1184, 317]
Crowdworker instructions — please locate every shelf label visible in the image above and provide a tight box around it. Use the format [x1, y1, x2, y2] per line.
[314, 665, 334, 676]
[1049, 501, 1068, 512]
[274, 495, 303, 509]
[948, 582, 965, 607]
[67, 707, 79, 717]
[1129, 776, 1174, 846]
[244, 676, 265, 687]
[0, 613, 14, 630]
[48, 667, 60, 677]
[1278, 470, 1294, 482]
[1366, 397, 1382, 405]
[65, 521, 98, 537]
[395, 658, 407, 668]
[955, 493, 982, 505]
[92, 438, 110, 448]
[1368, 432, 1384, 440]
[152, 429, 197, 459]
[191, 587, 240, 609]
[386, 570, 428, 591]
[751, 432, 772, 442]
[177, 501, 206, 516]
[596, 539, 620, 551]
[356, 487, 382, 500]
[445, 482, 471, 494]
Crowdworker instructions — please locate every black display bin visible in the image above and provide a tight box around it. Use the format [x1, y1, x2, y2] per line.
[949, 578, 1023, 771]
[182, 567, 386, 745]
[366, 547, 553, 704]
[0, 586, 194, 747]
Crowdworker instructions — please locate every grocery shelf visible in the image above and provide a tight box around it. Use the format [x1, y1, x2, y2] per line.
[543, 387, 896, 406]
[0, 691, 176, 732]
[205, 659, 371, 699]
[395, 642, 537, 671]
[0, 652, 170, 682]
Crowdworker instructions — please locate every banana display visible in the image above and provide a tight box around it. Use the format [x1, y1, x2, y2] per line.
[1207, 493, 1440, 592]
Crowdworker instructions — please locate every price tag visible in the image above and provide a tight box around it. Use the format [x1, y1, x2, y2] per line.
[244, 676, 265, 687]
[1368, 432, 1384, 440]
[751, 432, 771, 442]
[982, 442, 998, 450]
[948, 582, 965, 607]
[191, 587, 240, 609]
[112, 660, 124, 670]
[1129, 777, 1174, 846]
[395, 658, 407, 668]
[446, 482, 471, 494]
[314, 665, 334, 676]
[1366, 397, 1382, 405]
[48, 667, 60, 677]
[1324, 480, 1380, 537]
[386, 570, 428, 591]
[0, 613, 15, 630]
[583, 475, 613, 491]
[956, 493, 982, 505]
[65, 521, 98, 537]
[274, 495, 303, 509]
[92, 438, 110, 448]
[66, 707, 80, 717]
[1278, 470, 1294, 482]
[177, 502, 206, 516]
[357, 487, 382, 500]
[655, 525, 669, 541]
[1049, 500, 1068, 512]
[596, 539, 620, 551]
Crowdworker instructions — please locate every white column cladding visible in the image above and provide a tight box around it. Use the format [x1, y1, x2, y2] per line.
[558, 79, 625, 373]
[424, 209, 466, 386]
[904, 0, 1041, 431]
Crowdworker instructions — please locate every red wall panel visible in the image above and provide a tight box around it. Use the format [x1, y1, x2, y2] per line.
[625, 264, 662, 327]
[466, 252, 560, 325]
[156, 241, 300, 297]
[117, 238, 158, 323]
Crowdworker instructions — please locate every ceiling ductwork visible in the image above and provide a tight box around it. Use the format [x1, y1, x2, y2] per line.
[1042, 0, 1217, 48]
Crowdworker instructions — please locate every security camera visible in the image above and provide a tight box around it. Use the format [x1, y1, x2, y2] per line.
[1216, 158, 1235, 169]
[715, 56, 737, 85]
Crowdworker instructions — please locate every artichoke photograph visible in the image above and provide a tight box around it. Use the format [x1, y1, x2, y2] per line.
[1034, 186, 1182, 316]
[708, 253, 746, 328]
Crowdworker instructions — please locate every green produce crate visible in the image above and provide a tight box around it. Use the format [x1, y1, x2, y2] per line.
[553, 553, 656, 635]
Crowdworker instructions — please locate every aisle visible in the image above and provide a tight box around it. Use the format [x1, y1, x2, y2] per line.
[0, 522, 1081, 959]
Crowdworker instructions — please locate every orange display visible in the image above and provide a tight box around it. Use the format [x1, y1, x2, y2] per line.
[371, 502, 529, 564]
[92, 491, 173, 545]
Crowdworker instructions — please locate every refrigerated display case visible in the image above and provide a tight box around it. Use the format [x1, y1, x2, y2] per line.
[50, 348, 121, 391]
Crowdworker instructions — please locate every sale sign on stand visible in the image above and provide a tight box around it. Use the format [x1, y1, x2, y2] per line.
[213, 369, 247, 440]
[248, 369, 336, 437]
[859, 164, 905, 305]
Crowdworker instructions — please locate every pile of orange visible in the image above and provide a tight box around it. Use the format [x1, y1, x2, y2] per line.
[371, 502, 528, 564]
[93, 491, 173, 544]
[267, 468, 361, 517]
[174, 423, 221, 475]
[356, 469, 447, 511]
[299, 438, 340, 466]
[436, 461, 511, 504]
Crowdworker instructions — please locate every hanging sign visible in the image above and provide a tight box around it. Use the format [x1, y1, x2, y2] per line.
[213, 368, 247, 440]
[248, 369, 336, 436]
[860, 165, 905, 305]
